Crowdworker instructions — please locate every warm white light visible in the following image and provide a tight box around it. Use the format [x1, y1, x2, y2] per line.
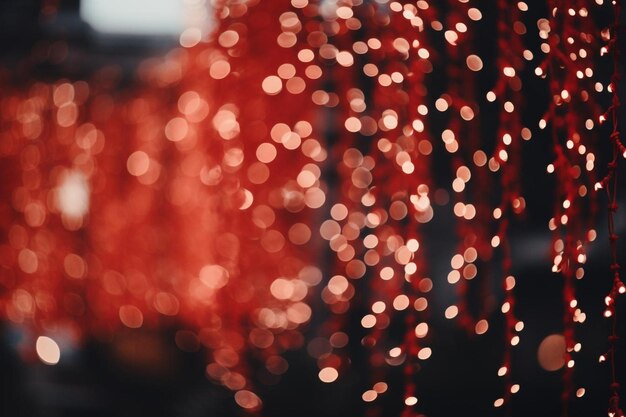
[56, 171, 90, 219]
[36, 336, 61, 365]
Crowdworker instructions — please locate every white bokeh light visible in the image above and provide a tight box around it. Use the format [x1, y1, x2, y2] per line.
[36, 336, 61, 365]
[80, 0, 186, 36]
[56, 171, 90, 219]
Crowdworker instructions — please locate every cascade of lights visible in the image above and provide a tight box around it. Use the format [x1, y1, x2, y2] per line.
[0, 0, 624, 416]
[442, 0, 493, 337]
[488, 0, 527, 410]
[538, 1, 601, 413]
[597, 0, 626, 416]
[316, 2, 437, 413]
[1, 0, 329, 410]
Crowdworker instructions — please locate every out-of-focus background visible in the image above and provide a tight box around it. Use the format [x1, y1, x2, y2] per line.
[0, 1, 624, 417]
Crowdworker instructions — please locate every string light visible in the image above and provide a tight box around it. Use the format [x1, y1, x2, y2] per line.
[489, 0, 527, 409]
[597, 0, 626, 415]
[540, 0, 601, 413]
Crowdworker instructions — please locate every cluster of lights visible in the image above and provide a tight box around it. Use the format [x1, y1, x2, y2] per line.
[305, 2, 438, 412]
[0, 0, 624, 415]
[537, 0, 609, 411]
[0, 1, 333, 411]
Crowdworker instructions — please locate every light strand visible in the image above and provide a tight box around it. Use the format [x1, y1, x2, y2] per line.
[597, 0, 626, 415]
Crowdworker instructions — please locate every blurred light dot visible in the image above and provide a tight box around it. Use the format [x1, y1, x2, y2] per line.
[262, 76, 283, 95]
[64, 253, 86, 279]
[466, 55, 483, 71]
[56, 171, 90, 219]
[475, 319, 489, 334]
[319, 367, 339, 383]
[36, 336, 60, 365]
[435, 98, 449, 112]
[414, 322, 429, 338]
[393, 294, 410, 311]
[362, 390, 378, 402]
[537, 334, 566, 371]
[445, 305, 458, 319]
[373, 382, 388, 393]
[405, 396, 418, 406]
[18, 249, 38, 274]
[200, 264, 230, 289]
[210, 60, 231, 80]
[127, 151, 150, 176]
[460, 106, 475, 121]
[361, 314, 376, 328]
[218, 30, 239, 48]
[235, 390, 262, 410]
[165, 117, 189, 141]
[468, 8, 482, 20]
[119, 305, 144, 328]
[180, 27, 202, 48]
[418, 347, 432, 360]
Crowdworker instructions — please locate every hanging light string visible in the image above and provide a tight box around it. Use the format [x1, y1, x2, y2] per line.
[540, 0, 602, 414]
[439, 0, 486, 336]
[384, 5, 437, 415]
[315, 1, 436, 412]
[489, 0, 528, 412]
[317, 0, 385, 400]
[597, 0, 626, 416]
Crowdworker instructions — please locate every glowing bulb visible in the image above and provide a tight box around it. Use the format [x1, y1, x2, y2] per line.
[56, 171, 90, 219]
[319, 367, 339, 383]
[36, 336, 61, 365]
[405, 396, 418, 406]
